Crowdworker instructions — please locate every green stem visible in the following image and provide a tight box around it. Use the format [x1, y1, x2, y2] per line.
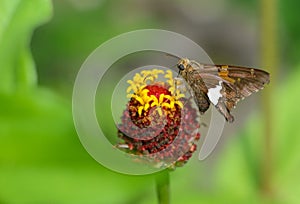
[260, 0, 278, 197]
[155, 171, 170, 204]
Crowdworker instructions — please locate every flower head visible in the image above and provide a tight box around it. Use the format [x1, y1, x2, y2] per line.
[117, 69, 200, 169]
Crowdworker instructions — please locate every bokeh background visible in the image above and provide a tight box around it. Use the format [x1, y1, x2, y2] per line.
[1, 0, 300, 203]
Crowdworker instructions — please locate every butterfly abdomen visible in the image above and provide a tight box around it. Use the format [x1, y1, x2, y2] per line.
[194, 91, 210, 113]
[188, 76, 211, 114]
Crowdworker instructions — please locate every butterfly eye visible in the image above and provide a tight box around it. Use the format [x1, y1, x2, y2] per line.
[177, 64, 185, 71]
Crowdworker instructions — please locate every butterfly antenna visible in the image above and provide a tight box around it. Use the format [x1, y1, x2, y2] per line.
[164, 53, 182, 76]
[165, 53, 181, 60]
[164, 55, 179, 72]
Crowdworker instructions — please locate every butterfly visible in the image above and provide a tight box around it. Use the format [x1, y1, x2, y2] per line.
[176, 58, 270, 122]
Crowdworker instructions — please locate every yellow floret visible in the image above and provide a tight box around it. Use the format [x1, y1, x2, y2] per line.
[132, 95, 145, 105]
[159, 94, 165, 104]
[133, 73, 143, 82]
[175, 101, 183, 108]
[150, 96, 159, 107]
[169, 100, 175, 109]
[140, 88, 149, 96]
[138, 106, 144, 116]
[153, 69, 164, 75]
[141, 70, 151, 76]
[156, 107, 163, 116]
[127, 69, 186, 116]
[162, 102, 171, 109]
[168, 86, 175, 95]
[144, 76, 155, 83]
[165, 70, 173, 79]
[144, 102, 150, 111]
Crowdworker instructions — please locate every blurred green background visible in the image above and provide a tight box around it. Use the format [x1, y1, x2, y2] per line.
[1, 0, 300, 203]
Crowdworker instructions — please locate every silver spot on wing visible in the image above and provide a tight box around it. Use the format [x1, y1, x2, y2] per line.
[207, 81, 223, 105]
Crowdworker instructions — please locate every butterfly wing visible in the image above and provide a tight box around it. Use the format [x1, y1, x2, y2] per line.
[198, 64, 270, 122]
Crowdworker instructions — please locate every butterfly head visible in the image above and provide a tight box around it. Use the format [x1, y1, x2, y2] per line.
[177, 58, 190, 71]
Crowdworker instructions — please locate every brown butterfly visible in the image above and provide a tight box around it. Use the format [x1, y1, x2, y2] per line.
[177, 58, 270, 122]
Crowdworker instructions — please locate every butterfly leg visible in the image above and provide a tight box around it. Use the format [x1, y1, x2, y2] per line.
[215, 101, 234, 123]
[174, 77, 195, 106]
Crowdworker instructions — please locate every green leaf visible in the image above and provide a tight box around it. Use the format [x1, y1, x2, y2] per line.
[0, 0, 52, 94]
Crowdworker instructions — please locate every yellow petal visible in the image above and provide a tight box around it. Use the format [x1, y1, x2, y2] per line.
[144, 76, 154, 83]
[144, 103, 150, 111]
[159, 94, 165, 104]
[156, 107, 163, 116]
[127, 80, 134, 85]
[170, 100, 175, 109]
[166, 70, 172, 75]
[141, 70, 150, 76]
[168, 87, 175, 94]
[151, 101, 158, 107]
[167, 79, 174, 86]
[150, 96, 158, 107]
[127, 94, 133, 98]
[163, 95, 171, 100]
[175, 101, 183, 108]
[132, 86, 138, 93]
[152, 69, 159, 74]
[176, 93, 185, 99]
[140, 88, 149, 95]
[133, 73, 142, 82]
[139, 85, 146, 91]
[165, 71, 173, 80]
[133, 96, 144, 105]
[138, 106, 144, 116]
[162, 102, 171, 109]
[157, 69, 164, 74]
[126, 86, 133, 93]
